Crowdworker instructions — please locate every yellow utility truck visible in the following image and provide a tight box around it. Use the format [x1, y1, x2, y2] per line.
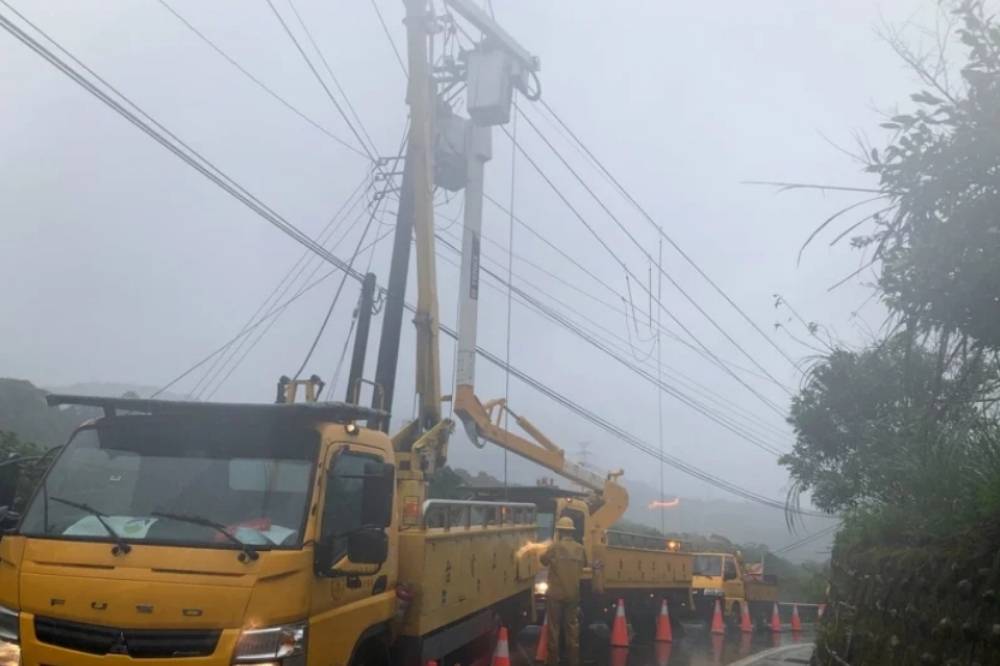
[0, 1, 551, 663]
[0, 394, 539, 666]
[470, 482, 692, 635]
[690, 551, 778, 628]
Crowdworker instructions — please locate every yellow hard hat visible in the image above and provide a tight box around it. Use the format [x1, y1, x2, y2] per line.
[556, 517, 575, 531]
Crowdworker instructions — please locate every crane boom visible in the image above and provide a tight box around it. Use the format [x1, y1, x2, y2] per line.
[453, 386, 628, 531]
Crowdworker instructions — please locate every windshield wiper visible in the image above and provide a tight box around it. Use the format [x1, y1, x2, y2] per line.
[151, 511, 259, 562]
[49, 496, 132, 555]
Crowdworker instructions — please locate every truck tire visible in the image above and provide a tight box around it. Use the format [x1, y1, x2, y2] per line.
[728, 602, 741, 629]
[350, 636, 390, 666]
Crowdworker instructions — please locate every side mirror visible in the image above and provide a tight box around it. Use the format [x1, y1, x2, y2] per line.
[361, 462, 394, 528]
[347, 527, 389, 565]
[314, 528, 389, 575]
[0, 508, 19, 535]
[0, 459, 22, 510]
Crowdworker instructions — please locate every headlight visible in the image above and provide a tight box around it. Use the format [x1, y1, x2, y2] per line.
[233, 621, 307, 665]
[533, 581, 549, 596]
[0, 606, 18, 644]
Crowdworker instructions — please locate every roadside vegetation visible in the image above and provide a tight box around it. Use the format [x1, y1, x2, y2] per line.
[781, 0, 1000, 549]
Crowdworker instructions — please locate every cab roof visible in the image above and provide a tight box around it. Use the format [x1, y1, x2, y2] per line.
[46, 393, 385, 424]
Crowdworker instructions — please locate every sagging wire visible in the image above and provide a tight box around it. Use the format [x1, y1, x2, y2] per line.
[502, 91, 520, 497]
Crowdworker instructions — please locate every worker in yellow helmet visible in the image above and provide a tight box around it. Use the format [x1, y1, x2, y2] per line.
[540, 516, 587, 666]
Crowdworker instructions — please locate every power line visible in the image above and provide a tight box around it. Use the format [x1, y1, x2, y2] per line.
[201, 187, 381, 398]
[5, 4, 819, 515]
[435, 236, 787, 456]
[481, 192, 789, 391]
[368, 0, 406, 75]
[453, 325, 829, 517]
[537, 99, 802, 372]
[263, 0, 379, 162]
[656, 239, 665, 532]
[515, 110, 795, 397]
[281, 0, 380, 157]
[201, 220, 397, 399]
[198, 124, 408, 398]
[0, 5, 373, 297]
[502, 125, 790, 419]
[154, 0, 367, 158]
[440, 229, 792, 446]
[291, 192, 381, 380]
[774, 522, 841, 554]
[191, 174, 374, 398]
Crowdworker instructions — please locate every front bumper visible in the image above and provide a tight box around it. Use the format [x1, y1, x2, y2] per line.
[18, 611, 242, 666]
[690, 589, 725, 619]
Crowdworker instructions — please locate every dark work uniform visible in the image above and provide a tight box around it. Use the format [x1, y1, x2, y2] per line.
[540, 536, 587, 666]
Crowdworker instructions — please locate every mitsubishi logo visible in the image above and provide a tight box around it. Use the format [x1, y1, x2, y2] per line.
[108, 631, 129, 655]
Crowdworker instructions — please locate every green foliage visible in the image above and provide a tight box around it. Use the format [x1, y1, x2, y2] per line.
[781, 334, 996, 517]
[427, 466, 466, 499]
[864, 2, 1000, 347]
[786, 2, 1000, 546]
[0, 431, 43, 512]
[0, 378, 95, 449]
[0, 431, 42, 460]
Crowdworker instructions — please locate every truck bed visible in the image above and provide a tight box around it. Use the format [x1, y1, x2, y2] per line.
[594, 543, 692, 590]
[745, 577, 779, 604]
[397, 501, 539, 637]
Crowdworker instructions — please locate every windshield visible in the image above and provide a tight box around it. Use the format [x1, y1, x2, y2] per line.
[536, 511, 554, 541]
[20, 416, 318, 549]
[692, 554, 723, 577]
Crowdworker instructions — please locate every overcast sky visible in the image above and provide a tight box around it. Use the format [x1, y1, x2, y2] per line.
[0, 0, 940, 524]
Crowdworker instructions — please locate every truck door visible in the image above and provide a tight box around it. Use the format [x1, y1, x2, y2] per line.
[310, 445, 396, 666]
[319, 448, 394, 602]
[722, 555, 743, 608]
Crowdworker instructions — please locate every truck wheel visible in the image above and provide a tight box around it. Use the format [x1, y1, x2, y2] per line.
[350, 638, 389, 666]
[728, 603, 741, 629]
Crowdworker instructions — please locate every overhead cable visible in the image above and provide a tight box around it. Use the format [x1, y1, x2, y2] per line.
[4, 6, 819, 514]
[481, 193, 790, 390]
[514, 112, 795, 397]
[502, 126, 789, 418]
[262, 0, 379, 162]
[537, 99, 802, 372]
[154, 0, 367, 158]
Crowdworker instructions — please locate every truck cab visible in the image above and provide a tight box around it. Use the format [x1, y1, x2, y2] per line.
[690, 551, 777, 627]
[0, 396, 398, 666]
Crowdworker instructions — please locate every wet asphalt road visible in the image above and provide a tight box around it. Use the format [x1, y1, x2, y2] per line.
[513, 623, 815, 666]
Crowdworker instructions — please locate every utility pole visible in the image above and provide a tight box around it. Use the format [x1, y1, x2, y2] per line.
[404, 0, 442, 434]
[370, 0, 440, 434]
[346, 272, 377, 404]
[370, 156, 414, 431]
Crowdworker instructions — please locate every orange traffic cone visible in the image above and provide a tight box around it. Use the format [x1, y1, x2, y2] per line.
[769, 603, 782, 633]
[790, 604, 802, 632]
[492, 627, 511, 666]
[654, 599, 673, 642]
[535, 614, 549, 662]
[739, 602, 753, 633]
[710, 599, 725, 635]
[610, 598, 630, 647]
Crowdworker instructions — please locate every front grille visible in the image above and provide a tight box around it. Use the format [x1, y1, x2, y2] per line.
[35, 616, 220, 658]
